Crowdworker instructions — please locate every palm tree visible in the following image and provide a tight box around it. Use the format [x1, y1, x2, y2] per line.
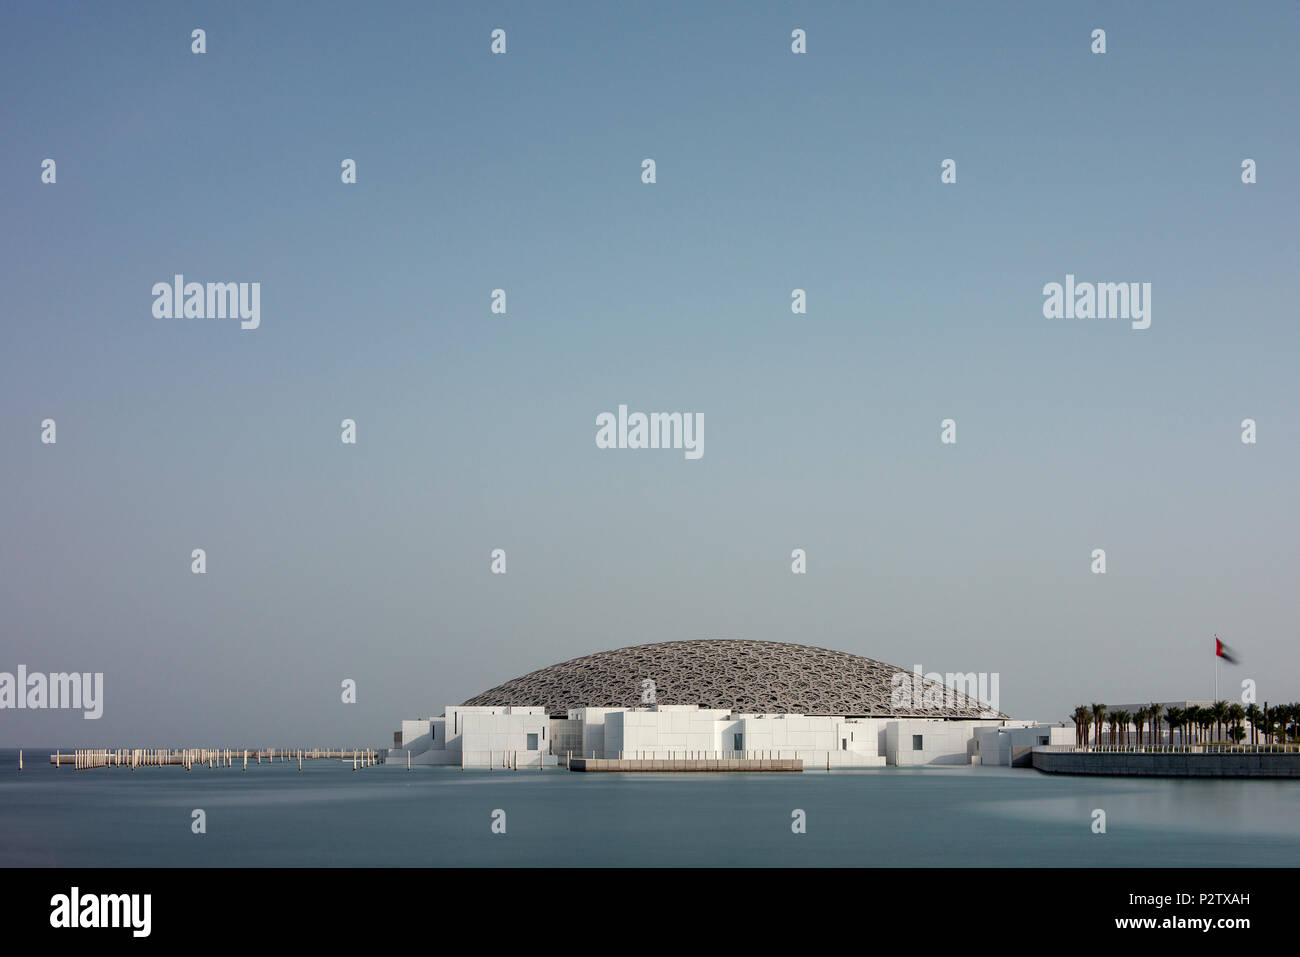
[1121, 711, 1135, 747]
[1165, 706, 1184, 749]
[1245, 704, 1262, 746]
[1090, 703, 1107, 748]
[1108, 711, 1125, 748]
[1072, 706, 1088, 747]
[1212, 700, 1229, 744]
[1133, 708, 1148, 749]
[1148, 702, 1163, 747]
[1227, 703, 1245, 749]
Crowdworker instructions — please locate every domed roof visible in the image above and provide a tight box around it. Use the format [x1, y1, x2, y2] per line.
[462, 639, 1000, 718]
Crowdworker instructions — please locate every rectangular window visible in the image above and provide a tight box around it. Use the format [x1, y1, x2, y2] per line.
[912, 734, 924, 751]
[431, 726, 436, 741]
[841, 738, 847, 751]
[733, 733, 743, 751]
[527, 733, 539, 750]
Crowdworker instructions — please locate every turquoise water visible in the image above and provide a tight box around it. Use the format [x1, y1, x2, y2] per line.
[2, 750, 1298, 866]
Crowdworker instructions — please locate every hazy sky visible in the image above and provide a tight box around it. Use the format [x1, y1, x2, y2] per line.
[3, 1, 1297, 746]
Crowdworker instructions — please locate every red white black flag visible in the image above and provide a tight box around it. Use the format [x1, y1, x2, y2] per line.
[1215, 636, 1238, 664]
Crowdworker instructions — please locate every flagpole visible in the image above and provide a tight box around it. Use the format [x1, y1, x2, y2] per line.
[1214, 634, 1219, 701]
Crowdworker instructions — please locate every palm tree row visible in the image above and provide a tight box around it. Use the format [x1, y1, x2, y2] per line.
[1070, 701, 1300, 749]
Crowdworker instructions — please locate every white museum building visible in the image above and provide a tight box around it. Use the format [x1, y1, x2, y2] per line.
[386, 641, 1070, 769]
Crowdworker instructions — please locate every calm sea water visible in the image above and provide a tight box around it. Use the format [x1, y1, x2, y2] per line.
[2, 749, 1298, 866]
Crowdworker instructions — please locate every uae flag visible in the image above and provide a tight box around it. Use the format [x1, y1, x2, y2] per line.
[1215, 636, 1239, 664]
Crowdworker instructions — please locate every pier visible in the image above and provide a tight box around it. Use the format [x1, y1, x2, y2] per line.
[47, 747, 385, 771]
[570, 756, 802, 772]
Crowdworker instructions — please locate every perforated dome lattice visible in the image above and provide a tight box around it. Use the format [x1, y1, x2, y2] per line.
[462, 639, 1000, 718]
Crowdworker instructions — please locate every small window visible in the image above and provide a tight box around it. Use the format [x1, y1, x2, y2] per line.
[733, 733, 743, 750]
[912, 734, 924, 751]
[841, 738, 847, 751]
[1039, 736, 1048, 745]
[527, 733, 539, 750]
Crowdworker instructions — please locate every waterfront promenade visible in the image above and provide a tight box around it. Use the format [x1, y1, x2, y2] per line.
[1033, 744, 1300, 778]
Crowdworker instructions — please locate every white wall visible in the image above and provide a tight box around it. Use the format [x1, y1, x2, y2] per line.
[567, 707, 628, 759]
[886, 719, 1005, 765]
[391, 706, 1055, 770]
[613, 708, 730, 757]
[736, 715, 885, 767]
[392, 707, 551, 767]
[399, 719, 433, 754]
[973, 724, 1072, 765]
[461, 710, 548, 755]
[603, 709, 885, 766]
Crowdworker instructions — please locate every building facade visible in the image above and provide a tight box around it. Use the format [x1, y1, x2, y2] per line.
[390, 703, 1067, 768]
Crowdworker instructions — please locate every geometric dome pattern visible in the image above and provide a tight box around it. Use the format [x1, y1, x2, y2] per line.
[462, 639, 1000, 718]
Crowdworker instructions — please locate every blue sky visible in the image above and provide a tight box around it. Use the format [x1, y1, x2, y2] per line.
[2, 1, 1297, 744]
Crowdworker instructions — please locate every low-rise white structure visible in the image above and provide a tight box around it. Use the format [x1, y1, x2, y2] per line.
[389, 704, 1060, 769]
[972, 723, 1074, 766]
[391, 707, 553, 768]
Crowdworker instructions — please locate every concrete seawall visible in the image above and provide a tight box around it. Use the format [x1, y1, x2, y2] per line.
[1033, 748, 1300, 778]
